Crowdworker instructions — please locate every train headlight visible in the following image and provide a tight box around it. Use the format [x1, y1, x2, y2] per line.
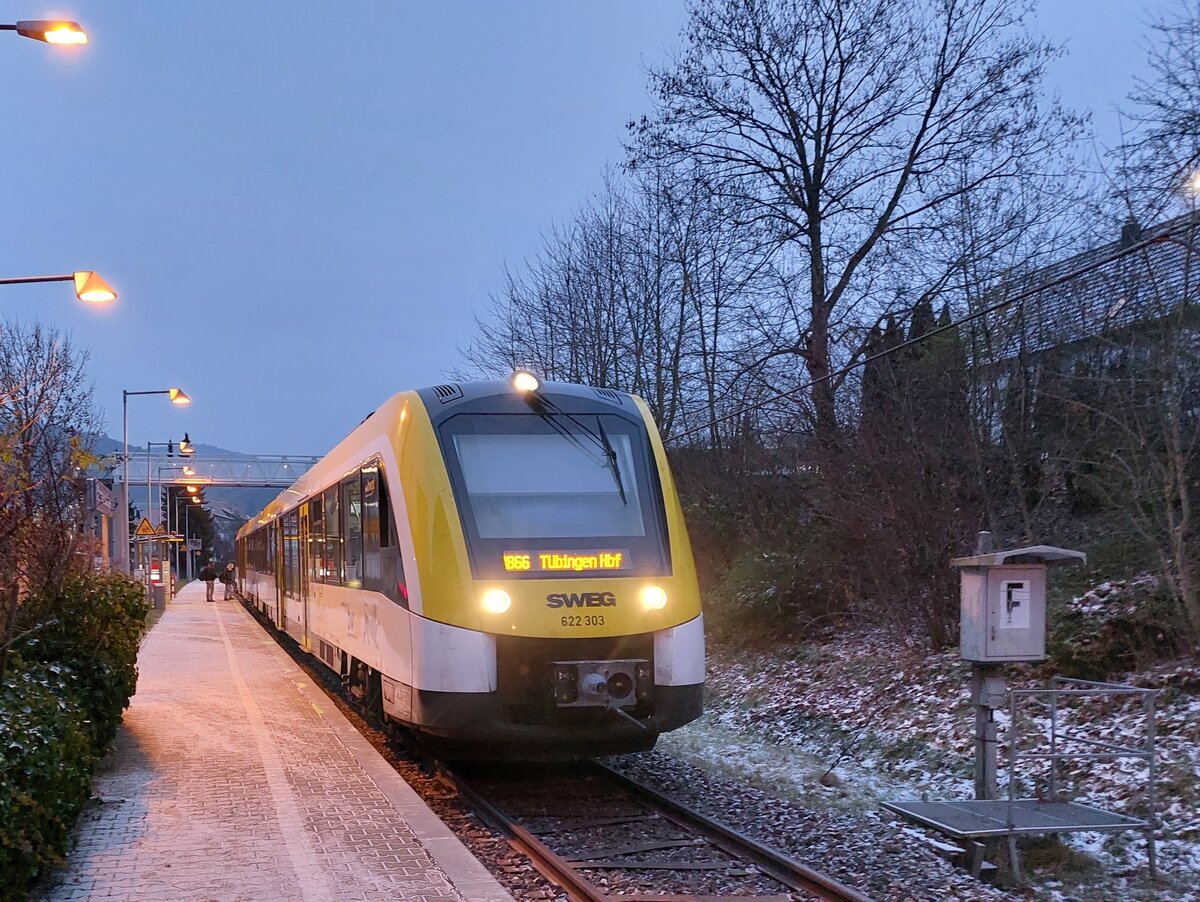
[640, 585, 667, 610]
[481, 588, 512, 614]
[511, 370, 540, 394]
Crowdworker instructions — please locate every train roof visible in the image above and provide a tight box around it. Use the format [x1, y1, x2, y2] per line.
[236, 379, 640, 539]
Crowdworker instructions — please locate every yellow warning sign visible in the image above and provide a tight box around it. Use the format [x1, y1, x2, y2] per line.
[134, 517, 155, 537]
[155, 522, 168, 536]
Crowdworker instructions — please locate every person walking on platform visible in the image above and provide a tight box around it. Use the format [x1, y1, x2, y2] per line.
[200, 560, 217, 602]
[221, 562, 236, 600]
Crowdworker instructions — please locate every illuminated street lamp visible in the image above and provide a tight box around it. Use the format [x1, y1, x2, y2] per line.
[144, 438, 195, 589]
[169, 492, 201, 580]
[0, 271, 118, 304]
[118, 388, 192, 575]
[0, 20, 88, 44]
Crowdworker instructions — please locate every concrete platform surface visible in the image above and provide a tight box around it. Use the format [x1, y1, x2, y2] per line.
[40, 580, 512, 902]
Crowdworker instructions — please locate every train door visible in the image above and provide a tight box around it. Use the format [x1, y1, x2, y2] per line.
[276, 518, 286, 628]
[299, 503, 311, 650]
[281, 509, 300, 635]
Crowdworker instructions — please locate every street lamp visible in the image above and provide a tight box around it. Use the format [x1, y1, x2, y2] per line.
[143, 438, 197, 590]
[0, 271, 117, 304]
[0, 20, 88, 44]
[119, 388, 191, 575]
[159, 466, 191, 581]
[162, 488, 204, 582]
[182, 493, 203, 579]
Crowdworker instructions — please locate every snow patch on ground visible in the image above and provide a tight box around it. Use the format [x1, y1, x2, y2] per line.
[682, 625, 1200, 900]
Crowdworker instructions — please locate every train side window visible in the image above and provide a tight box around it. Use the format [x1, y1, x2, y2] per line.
[284, 510, 299, 596]
[377, 471, 407, 604]
[360, 465, 407, 606]
[379, 476, 392, 548]
[342, 476, 362, 588]
[309, 496, 324, 582]
[361, 466, 382, 591]
[323, 486, 341, 585]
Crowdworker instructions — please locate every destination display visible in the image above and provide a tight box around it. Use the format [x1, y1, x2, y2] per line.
[502, 550, 631, 573]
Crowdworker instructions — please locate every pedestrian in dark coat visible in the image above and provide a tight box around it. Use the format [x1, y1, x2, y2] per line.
[221, 562, 236, 599]
[200, 561, 217, 602]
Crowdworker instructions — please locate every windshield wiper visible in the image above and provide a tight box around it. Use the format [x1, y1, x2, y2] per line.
[596, 416, 628, 505]
[530, 397, 629, 505]
[527, 404, 605, 466]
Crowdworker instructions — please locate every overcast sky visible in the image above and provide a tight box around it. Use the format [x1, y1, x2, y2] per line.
[0, 1, 1176, 456]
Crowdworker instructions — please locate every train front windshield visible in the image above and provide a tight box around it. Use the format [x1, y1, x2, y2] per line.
[440, 413, 671, 578]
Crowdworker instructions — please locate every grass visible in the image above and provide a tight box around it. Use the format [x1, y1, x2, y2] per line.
[1019, 835, 1105, 881]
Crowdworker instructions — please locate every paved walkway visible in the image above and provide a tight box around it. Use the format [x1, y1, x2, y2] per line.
[41, 581, 511, 902]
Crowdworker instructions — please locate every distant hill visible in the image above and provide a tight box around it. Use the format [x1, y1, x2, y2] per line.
[89, 435, 253, 460]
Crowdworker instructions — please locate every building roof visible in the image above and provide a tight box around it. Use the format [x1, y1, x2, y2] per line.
[977, 210, 1199, 363]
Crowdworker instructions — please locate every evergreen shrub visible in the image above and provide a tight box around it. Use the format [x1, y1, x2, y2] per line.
[0, 662, 96, 898]
[0, 572, 147, 896]
[18, 573, 149, 749]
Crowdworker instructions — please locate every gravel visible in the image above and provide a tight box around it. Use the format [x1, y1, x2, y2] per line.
[603, 749, 1010, 902]
[253, 598, 1191, 900]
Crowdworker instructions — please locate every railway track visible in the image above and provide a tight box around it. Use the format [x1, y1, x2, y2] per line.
[439, 760, 874, 902]
[238, 594, 873, 901]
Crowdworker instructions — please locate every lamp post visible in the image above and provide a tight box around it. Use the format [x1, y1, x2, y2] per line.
[0, 20, 88, 45]
[172, 494, 186, 580]
[144, 438, 194, 588]
[159, 465, 195, 580]
[119, 388, 190, 575]
[0, 271, 117, 304]
[181, 494, 201, 580]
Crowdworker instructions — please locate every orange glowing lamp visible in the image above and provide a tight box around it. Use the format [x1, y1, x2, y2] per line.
[72, 271, 117, 304]
[14, 20, 88, 44]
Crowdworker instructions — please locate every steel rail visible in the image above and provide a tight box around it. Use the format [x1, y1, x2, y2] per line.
[591, 762, 874, 902]
[236, 591, 872, 901]
[442, 759, 873, 902]
[437, 764, 609, 902]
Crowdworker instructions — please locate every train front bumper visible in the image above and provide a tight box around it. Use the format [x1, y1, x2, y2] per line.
[406, 682, 703, 759]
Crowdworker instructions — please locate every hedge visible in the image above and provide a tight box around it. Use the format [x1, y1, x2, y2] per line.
[0, 572, 148, 899]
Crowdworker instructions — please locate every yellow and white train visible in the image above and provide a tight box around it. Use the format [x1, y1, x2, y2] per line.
[235, 373, 704, 758]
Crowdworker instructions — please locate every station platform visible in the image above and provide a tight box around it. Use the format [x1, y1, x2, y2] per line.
[41, 580, 512, 902]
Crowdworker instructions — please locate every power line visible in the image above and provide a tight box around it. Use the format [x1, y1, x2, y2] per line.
[672, 217, 1198, 443]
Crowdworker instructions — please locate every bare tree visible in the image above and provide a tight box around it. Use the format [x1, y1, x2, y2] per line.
[463, 165, 769, 441]
[1121, 0, 1200, 214]
[635, 0, 1081, 444]
[0, 321, 102, 677]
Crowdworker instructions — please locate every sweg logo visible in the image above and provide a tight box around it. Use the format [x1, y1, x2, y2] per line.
[545, 592, 617, 609]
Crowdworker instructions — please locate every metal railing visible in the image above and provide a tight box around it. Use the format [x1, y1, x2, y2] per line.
[115, 454, 322, 488]
[1007, 677, 1158, 878]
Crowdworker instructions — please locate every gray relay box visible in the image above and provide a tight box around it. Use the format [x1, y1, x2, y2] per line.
[951, 544, 1085, 664]
[958, 565, 1046, 662]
